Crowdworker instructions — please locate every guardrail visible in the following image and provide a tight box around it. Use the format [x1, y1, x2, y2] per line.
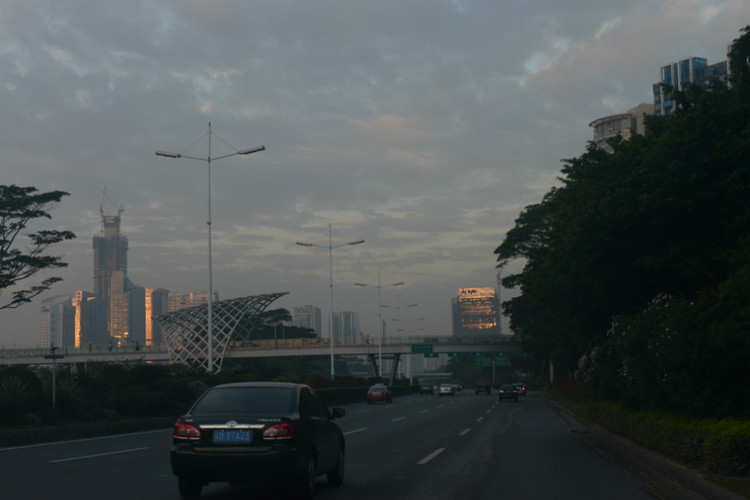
[0, 335, 518, 366]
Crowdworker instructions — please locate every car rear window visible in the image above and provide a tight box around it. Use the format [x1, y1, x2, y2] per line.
[191, 387, 295, 415]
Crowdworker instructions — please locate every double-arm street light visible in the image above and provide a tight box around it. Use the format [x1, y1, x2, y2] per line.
[156, 122, 265, 374]
[297, 224, 364, 380]
[355, 271, 403, 378]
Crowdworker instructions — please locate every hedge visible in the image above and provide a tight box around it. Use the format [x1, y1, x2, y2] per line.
[588, 401, 750, 476]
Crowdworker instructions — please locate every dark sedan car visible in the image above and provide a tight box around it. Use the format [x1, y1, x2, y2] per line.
[498, 384, 520, 402]
[170, 382, 346, 499]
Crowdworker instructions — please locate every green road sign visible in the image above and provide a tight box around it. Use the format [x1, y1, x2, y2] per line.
[475, 358, 491, 367]
[411, 344, 433, 354]
[448, 352, 463, 358]
[495, 358, 512, 367]
[424, 353, 439, 358]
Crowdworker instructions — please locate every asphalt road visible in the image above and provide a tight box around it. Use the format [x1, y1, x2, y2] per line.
[1, 391, 658, 500]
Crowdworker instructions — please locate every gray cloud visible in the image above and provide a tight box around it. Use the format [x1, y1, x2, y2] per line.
[1, 0, 747, 346]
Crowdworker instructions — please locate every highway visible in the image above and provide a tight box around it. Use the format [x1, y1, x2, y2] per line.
[0, 391, 656, 500]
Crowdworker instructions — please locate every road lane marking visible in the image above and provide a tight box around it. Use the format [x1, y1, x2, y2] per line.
[476, 416, 484, 423]
[460, 428, 471, 436]
[486, 410, 491, 414]
[417, 448, 445, 465]
[392, 416, 406, 422]
[420, 409, 430, 413]
[344, 428, 367, 436]
[0, 429, 168, 451]
[50, 447, 149, 463]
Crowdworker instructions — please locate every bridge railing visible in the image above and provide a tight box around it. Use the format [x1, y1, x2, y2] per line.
[1, 335, 514, 360]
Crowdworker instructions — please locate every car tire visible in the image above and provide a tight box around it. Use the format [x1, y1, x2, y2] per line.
[295, 456, 317, 499]
[327, 448, 345, 487]
[177, 476, 203, 500]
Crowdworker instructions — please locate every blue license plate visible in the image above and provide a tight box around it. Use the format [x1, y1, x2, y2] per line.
[213, 429, 251, 444]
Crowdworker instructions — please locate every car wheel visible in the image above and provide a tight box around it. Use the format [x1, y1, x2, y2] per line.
[327, 447, 345, 486]
[295, 456, 317, 499]
[177, 476, 203, 500]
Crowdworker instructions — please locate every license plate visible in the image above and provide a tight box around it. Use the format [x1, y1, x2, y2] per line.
[213, 429, 251, 444]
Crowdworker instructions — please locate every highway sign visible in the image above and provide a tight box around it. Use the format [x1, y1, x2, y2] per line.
[411, 344, 433, 354]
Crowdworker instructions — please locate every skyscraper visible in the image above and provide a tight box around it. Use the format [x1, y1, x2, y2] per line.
[145, 288, 169, 346]
[452, 287, 501, 337]
[294, 305, 322, 337]
[93, 207, 128, 309]
[653, 56, 728, 116]
[40, 295, 75, 348]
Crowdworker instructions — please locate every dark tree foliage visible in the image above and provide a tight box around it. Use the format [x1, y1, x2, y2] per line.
[495, 26, 750, 399]
[0, 185, 76, 310]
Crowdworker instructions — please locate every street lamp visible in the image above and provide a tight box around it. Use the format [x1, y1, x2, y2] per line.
[355, 271, 403, 378]
[297, 224, 364, 380]
[156, 122, 265, 374]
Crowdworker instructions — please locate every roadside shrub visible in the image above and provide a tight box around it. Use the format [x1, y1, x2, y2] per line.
[704, 420, 750, 476]
[588, 400, 750, 476]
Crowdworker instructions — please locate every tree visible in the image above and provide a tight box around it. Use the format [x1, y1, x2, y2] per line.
[494, 26, 750, 377]
[0, 185, 76, 310]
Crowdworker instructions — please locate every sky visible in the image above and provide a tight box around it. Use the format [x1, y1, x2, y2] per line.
[1, 0, 748, 349]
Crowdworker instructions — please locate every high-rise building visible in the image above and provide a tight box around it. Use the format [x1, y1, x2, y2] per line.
[294, 305, 322, 337]
[40, 295, 75, 348]
[168, 291, 219, 312]
[333, 311, 360, 344]
[145, 288, 169, 346]
[653, 56, 728, 116]
[452, 287, 501, 337]
[589, 103, 654, 152]
[108, 270, 145, 347]
[93, 207, 128, 312]
[71, 290, 107, 348]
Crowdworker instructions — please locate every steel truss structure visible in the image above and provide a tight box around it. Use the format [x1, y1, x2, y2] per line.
[157, 292, 288, 372]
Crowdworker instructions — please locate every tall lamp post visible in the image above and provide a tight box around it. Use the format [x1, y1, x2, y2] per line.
[156, 122, 265, 374]
[297, 224, 364, 380]
[355, 271, 403, 379]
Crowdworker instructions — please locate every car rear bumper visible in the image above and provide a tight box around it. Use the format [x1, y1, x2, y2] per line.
[171, 443, 303, 482]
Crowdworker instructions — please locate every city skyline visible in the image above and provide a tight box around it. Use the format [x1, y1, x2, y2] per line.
[2, 1, 748, 347]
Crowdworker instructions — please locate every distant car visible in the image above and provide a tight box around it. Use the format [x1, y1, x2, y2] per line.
[367, 384, 392, 404]
[419, 383, 434, 395]
[498, 384, 519, 402]
[513, 382, 527, 396]
[438, 383, 455, 397]
[170, 382, 346, 499]
[451, 382, 463, 392]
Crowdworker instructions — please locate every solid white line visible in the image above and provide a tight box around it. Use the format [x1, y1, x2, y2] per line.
[460, 428, 471, 436]
[417, 448, 445, 465]
[344, 427, 367, 436]
[0, 428, 169, 451]
[50, 447, 149, 463]
[392, 416, 406, 422]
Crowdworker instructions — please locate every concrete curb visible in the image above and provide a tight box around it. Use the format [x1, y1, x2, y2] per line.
[546, 397, 746, 500]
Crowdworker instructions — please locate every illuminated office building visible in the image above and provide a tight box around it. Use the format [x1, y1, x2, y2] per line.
[452, 287, 501, 337]
[145, 288, 169, 346]
[40, 295, 75, 348]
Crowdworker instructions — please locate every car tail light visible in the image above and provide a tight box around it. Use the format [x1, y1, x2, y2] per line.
[174, 423, 201, 440]
[263, 423, 298, 440]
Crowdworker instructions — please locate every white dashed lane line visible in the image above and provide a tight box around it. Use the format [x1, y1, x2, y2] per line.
[417, 448, 445, 465]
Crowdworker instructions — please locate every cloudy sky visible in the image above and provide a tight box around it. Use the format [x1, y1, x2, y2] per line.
[2, 0, 748, 348]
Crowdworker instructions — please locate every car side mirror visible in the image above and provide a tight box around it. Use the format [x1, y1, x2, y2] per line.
[331, 407, 346, 419]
